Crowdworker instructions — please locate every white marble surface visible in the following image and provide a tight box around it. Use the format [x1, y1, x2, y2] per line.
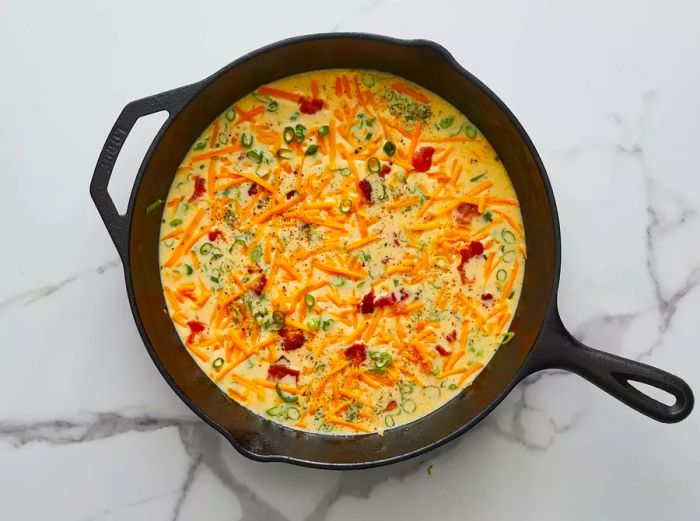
[2, 1, 699, 519]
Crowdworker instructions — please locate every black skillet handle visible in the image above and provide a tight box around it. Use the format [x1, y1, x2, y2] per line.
[90, 83, 199, 260]
[525, 311, 694, 423]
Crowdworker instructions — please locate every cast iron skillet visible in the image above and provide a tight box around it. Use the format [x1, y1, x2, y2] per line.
[90, 33, 693, 469]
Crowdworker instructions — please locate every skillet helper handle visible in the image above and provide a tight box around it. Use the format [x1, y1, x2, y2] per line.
[90, 84, 198, 260]
[530, 313, 693, 423]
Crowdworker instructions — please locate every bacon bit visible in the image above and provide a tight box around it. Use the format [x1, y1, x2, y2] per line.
[344, 342, 367, 365]
[189, 176, 206, 201]
[385, 400, 398, 412]
[392, 233, 400, 246]
[248, 183, 258, 196]
[481, 293, 493, 301]
[457, 241, 484, 283]
[374, 288, 409, 308]
[286, 189, 297, 200]
[455, 202, 480, 224]
[435, 345, 450, 356]
[208, 230, 225, 242]
[412, 146, 435, 172]
[299, 96, 324, 114]
[379, 164, 391, 178]
[446, 329, 457, 343]
[359, 289, 375, 314]
[267, 364, 300, 382]
[280, 327, 306, 351]
[253, 273, 267, 295]
[359, 179, 373, 203]
[186, 320, 205, 343]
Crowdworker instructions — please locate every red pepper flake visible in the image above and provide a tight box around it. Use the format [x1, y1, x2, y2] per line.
[385, 400, 398, 412]
[454, 202, 480, 224]
[286, 189, 297, 200]
[248, 183, 258, 196]
[299, 96, 323, 114]
[412, 146, 435, 173]
[358, 179, 373, 203]
[186, 320, 205, 344]
[267, 364, 300, 382]
[189, 175, 206, 201]
[379, 164, 391, 178]
[253, 273, 267, 295]
[208, 230, 225, 242]
[359, 289, 375, 314]
[446, 329, 457, 343]
[344, 342, 367, 365]
[481, 293, 493, 301]
[279, 327, 305, 351]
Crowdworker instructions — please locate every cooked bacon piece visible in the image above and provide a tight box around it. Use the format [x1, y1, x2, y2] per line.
[189, 175, 206, 201]
[253, 273, 267, 295]
[412, 146, 435, 172]
[299, 96, 323, 114]
[446, 329, 457, 343]
[454, 202, 480, 224]
[208, 230, 224, 242]
[344, 342, 367, 365]
[385, 400, 398, 411]
[267, 364, 300, 382]
[457, 241, 484, 283]
[359, 289, 375, 314]
[435, 345, 450, 356]
[358, 179, 373, 203]
[279, 327, 305, 351]
[186, 320, 205, 343]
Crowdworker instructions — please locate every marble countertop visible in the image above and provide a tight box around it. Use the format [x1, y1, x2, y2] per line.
[2, 1, 699, 519]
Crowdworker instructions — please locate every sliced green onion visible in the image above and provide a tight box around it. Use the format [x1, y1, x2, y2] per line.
[383, 141, 396, 156]
[501, 229, 516, 244]
[170, 218, 183, 227]
[285, 407, 300, 420]
[365, 132, 373, 141]
[464, 124, 478, 139]
[499, 332, 515, 345]
[267, 100, 279, 112]
[448, 383, 457, 390]
[250, 245, 262, 263]
[270, 310, 286, 330]
[225, 110, 236, 122]
[384, 414, 396, 428]
[304, 294, 316, 309]
[439, 116, 455, 129]
[193, 141, 206, 151]
[483, 211, 493, 222]
[246, 150, 263, 163]
[294, 124, 306, 142]
[401, 399, 417, 413]
[361, 74, 376, 88]
[503, 250, 517, 263]
[331, 276, 346, 287]
[496, 269, 508, 282]
[318, 125, 330, 136]
[339, 199, 353, 214]
[229, 239, 246, 252]
[423, 385, 441, 398]
[210, 276, 220, 284]
[470, 173, 486, 182]
[369, 351, 393, 371]
[146, 199, 164, 214]
[241, 133, 253, 148]
[306, 317, 320, 330]
[367, 157, 380, 173]
[185, 264, 193, 275]
[265, 404, 287, 417]
[305, 144, 318, 156]
[275, 383, 299, 403]
[378, 183, 388, 200]
[213, 357, 224, 369]
[334, 167, 351, 177]
[199, 242, 213, 255]
[276, 148, 293, 160]
[321, 318, 333, 331]
[283, 126, 295, 144]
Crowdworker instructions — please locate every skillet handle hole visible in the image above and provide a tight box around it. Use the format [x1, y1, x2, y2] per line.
[107, 111, 169, 215]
